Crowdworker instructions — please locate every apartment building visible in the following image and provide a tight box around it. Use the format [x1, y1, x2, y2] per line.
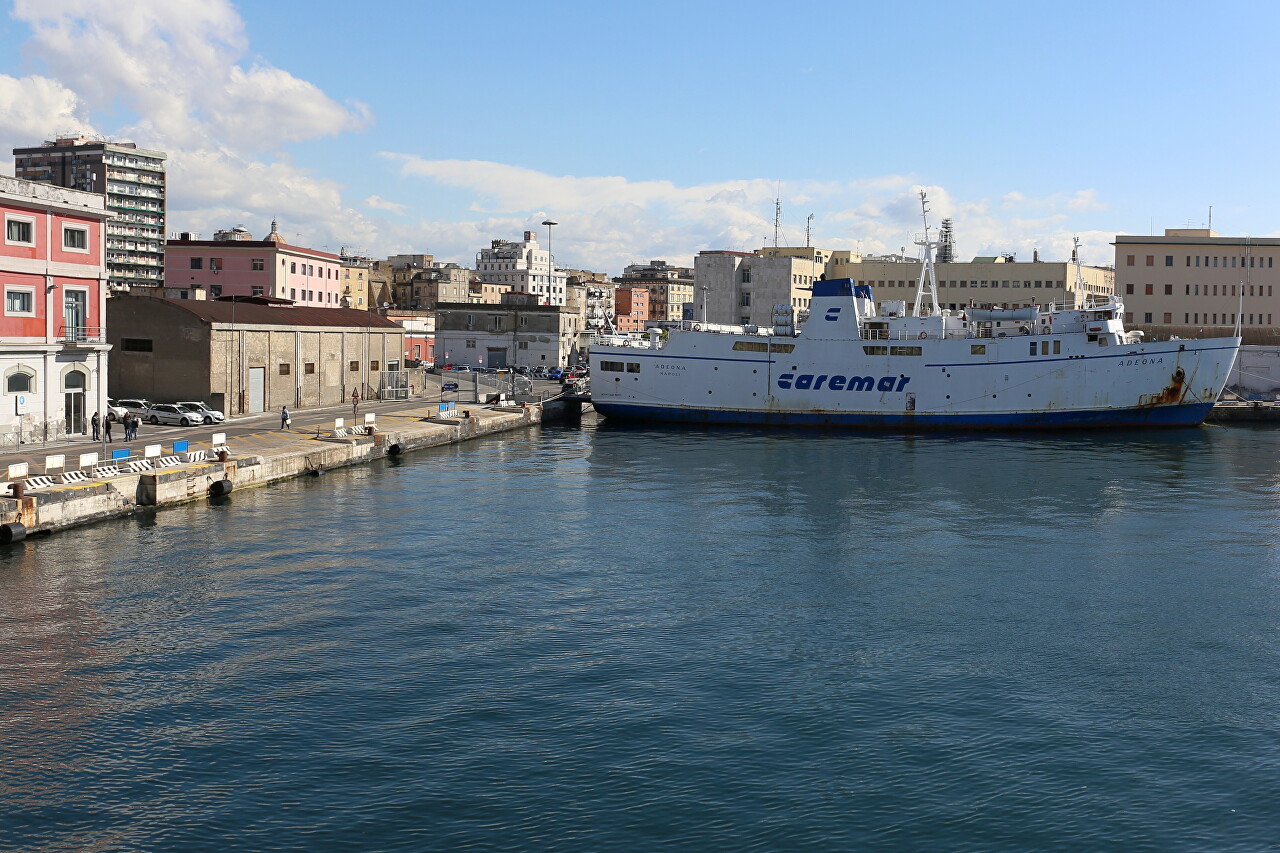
[614, 260, 694, 322]
[13, 136, 166, 290]
[0, 175, 111, 440]
[694, 248, 827, 326]
[164, 222, 343, 308]
[475, 231, 567, 306]
[1115, 229, 1280, 333]
[612, 286, 650, 332]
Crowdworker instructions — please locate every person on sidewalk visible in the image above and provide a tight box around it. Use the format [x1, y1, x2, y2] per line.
[281, 406, 291, 430]
[91, 412, 100, 442]
[103, 415, 113, 443]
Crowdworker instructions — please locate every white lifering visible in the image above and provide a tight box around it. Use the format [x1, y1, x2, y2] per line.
[693, 323, 702, 331]
[918, 332, 927, 340]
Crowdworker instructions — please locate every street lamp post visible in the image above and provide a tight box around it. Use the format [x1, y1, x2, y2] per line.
[541, 218, 557, 374]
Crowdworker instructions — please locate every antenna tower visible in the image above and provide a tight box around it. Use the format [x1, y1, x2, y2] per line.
[805, 214, 814, 248]
[937, 218, 955, 263]
[774, 199, 782, 248]
[911, 191, 942, 318]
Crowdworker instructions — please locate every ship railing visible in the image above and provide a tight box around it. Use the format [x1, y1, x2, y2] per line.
[860, 328, 972, 341]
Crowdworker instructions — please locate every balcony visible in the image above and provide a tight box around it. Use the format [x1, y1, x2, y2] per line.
[58, 325, 104, 346]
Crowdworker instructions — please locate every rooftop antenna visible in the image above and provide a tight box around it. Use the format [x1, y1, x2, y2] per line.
[1209, 205, 1213, 231]
[911, 191, 941, 318]
[773, 198, 782, 248]
[937, 218, 955, 263]
[805, 213, 814, 248]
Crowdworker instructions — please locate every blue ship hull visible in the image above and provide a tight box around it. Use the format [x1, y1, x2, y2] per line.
[591, 401, 1216, 430]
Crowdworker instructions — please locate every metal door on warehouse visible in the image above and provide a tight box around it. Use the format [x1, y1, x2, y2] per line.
[248, 367, 265, 413]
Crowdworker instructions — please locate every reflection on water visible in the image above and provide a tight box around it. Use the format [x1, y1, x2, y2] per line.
[2, 418, 1280, 851]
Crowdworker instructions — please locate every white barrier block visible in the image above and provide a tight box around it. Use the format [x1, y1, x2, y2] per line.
[211, 432, 226, 446]
[144, 444, 162, 458]
[79, 452, 99, 468]
[364, 413, 376, 423]
[45, 454, 66, 471]
[334, 418, 345, 429]
[7, 462, 28, 479]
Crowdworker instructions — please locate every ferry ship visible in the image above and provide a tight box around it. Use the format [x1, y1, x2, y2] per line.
[588, 215, 1239, 430]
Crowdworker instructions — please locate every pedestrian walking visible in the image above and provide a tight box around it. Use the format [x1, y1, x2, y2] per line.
[351, 389, 360, 417]
[131, 414, 141, 441]
[103, 415, 113, 443]
[91, 412, 100, 441]
[280, 405, 291, 430]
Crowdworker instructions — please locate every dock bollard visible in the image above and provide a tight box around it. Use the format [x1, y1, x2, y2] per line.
[9, 481, 24, 499]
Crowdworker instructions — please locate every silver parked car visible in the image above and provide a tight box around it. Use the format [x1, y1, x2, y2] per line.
[145, 404, 202, 426]
[176, 401, 225, 424]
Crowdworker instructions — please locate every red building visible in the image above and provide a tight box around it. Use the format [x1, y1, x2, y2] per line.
[613, 286, 650, 332]
[1, 175, 111, 439]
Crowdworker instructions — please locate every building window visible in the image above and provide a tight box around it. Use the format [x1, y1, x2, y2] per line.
[5, 288, 34, 315]
[1145, 256, 1154, 266]
[1164, 284, 1173, 295]
[1125, 283, 1134, 295]
[279, 363, 291, 375]
[1164, 313, 1173, 324]
[210, 258, 222, 271]
[370, 361, 380, 371]
[304, 362, 315, 374]
[518, 341, 529, 349]
[210, 285, 222, 298]
[740, 292, 751, 307]
[1144, 284, 1153, 295]
[291, 262, 297, 273]
[252, 285, 264, 296]
[741, 268, 751, 283]
[290, 288, 296, 299]
[6, 372, 32, 393]
[63, 225, 89, 251]
[465, 339, 476, 349]
[5, 216, 34, 246]
[120, 338, 153, 352]
[1126, 255, 1135, 266]
[350, 361, 359, 371]
[252, 258, 264, 271]
[190, 257, 203, 269]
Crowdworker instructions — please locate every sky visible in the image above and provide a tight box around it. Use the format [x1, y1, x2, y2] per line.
[0, 0, 1276, 274]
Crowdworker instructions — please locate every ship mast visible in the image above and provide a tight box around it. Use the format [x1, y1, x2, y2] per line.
[1072, 236, 1086, 310]
[912, 191, 942, 317]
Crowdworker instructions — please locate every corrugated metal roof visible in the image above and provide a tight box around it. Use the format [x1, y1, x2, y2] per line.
[118, 295, 401, 329]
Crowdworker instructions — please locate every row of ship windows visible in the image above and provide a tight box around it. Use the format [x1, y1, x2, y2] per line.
[1127, 255, 1276, 268]
[865, 280, 1068, 289]
[1126, 283, 1274, 297]
[599, 361, 642, 373]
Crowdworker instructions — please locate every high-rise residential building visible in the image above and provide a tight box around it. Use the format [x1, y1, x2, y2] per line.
[615, 260, 695, 322]
[1114, 229, 1280, 332]
[13, 136, 167, 291]
[475, 231, 567, 306]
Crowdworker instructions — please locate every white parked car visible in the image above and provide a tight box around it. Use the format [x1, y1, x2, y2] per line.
[176, 401, 225, 424]
[116, 398, 152, 418]
[104, 398, 129, 423]
[145, 404, 202, 426]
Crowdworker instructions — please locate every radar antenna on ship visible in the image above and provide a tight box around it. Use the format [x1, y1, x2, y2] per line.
[1072, 236, 1087, 310]
[911, 191, 942, 318]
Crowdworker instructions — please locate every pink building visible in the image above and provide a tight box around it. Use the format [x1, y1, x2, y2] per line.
[1, 175, 111, 439]
[613, 286, 650, 332]
[164, 222, 343, 308]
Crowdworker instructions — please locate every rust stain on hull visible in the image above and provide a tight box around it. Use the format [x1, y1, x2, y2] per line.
[1140, 368, 1187, 408]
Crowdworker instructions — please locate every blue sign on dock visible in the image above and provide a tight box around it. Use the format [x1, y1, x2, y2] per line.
[173, 440, 189, 453]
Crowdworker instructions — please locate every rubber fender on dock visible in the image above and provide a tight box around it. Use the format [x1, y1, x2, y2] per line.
[0, 522, 27, 543]
[387, 443, 403, 456]
[208, 479, 234, 497]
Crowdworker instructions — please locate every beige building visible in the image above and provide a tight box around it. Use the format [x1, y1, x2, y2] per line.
[839, 256, 1113, 314]
[435, 300, 583, 369]
[107, 294, 405, 415]
[1115, 229, 1280, 335]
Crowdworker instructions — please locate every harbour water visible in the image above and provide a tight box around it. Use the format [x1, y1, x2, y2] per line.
[3, 417, 1280, 851]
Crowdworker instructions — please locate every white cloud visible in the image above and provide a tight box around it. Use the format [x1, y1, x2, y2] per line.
[363, 195, 408, 215]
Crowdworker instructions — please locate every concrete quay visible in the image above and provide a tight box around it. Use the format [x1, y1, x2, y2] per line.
[0, 397, 543, 541]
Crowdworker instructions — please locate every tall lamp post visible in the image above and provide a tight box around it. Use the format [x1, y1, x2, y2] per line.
[541, 219, 557, 372]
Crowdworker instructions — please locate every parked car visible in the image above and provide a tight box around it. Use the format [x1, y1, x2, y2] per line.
[547, 368, 567, 381]
[105, 398, 129, 422]
[176, 401, 225, 424]
[116, 398, 152, 417]
[442, 382, 459, 392]
[145, 404, 203, 426]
